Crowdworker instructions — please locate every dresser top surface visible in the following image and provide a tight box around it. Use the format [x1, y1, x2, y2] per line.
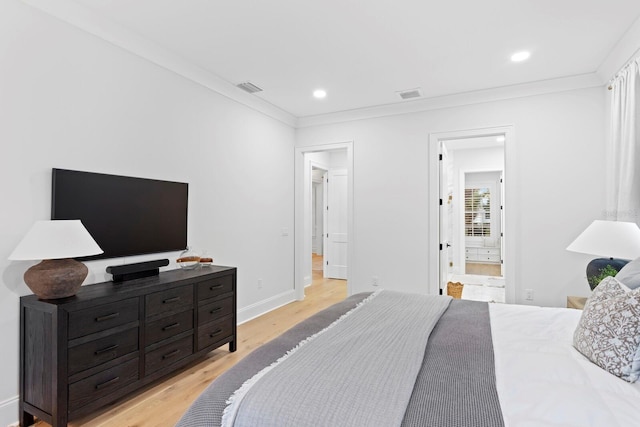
[20, 265, 236, 308]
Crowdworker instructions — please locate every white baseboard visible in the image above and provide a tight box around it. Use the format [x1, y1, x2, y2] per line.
[303, 275, 312, 287]
[237, 289, 296, 325]
[0, 395, 18, 427]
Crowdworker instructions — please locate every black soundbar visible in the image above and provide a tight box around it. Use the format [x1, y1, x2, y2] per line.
[106, 259, 170, 282]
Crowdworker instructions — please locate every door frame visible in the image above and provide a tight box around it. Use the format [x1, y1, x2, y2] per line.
[428, 126, 516, 303]
[295, 142, 354, 301]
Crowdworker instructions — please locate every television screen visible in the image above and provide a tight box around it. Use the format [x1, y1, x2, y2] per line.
[52, 168, 188, 260]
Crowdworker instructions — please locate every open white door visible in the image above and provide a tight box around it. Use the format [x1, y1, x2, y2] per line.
[439, 145, 453, 294]
[324, 169, 348, 279]
[500, 172, 505, 277]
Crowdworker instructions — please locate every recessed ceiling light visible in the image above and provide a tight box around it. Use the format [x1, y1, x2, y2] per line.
[313, 89, 327, 99]
[510, 51, 531, 62]
[496, 136, 506, 142]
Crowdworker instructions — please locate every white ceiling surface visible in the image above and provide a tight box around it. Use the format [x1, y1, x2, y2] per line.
[70, 0, 640, 118]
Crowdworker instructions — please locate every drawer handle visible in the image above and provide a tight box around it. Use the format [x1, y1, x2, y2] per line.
[162, 322, 180, 331]
[163, 296, 181, 304]
[95, 312, 119, 322]
[209, 284, 223, 291]
[95, 376, 119, 390]
[94, 344, 119, 355]
[162, 349, 181, 360]
[209, 307, 222, 314]
[209, 328, 223, 338]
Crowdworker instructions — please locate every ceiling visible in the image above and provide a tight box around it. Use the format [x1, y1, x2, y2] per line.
[70, 0, 640, 118]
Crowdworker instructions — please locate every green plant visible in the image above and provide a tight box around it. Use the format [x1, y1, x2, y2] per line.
[588, 265, 619, 290]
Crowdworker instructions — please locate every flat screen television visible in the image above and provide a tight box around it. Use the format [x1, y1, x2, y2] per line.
[51, 168, 188, 261]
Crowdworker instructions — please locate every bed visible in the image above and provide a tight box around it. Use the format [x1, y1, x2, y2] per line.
[176, 278, 640, 427]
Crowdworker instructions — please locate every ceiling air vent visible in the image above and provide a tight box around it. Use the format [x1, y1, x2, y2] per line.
[236, 81, 263, 94]
[398, 88, 422, 100]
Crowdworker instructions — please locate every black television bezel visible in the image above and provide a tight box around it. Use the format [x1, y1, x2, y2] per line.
[51, 168, 189, 261]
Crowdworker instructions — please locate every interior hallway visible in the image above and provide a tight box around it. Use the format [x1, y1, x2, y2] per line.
[311, 254, 347, 300]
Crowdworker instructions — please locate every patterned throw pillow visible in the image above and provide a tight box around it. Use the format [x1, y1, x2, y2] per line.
[573, 276, 640, 382]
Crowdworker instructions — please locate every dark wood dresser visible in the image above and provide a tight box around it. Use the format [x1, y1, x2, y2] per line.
[19, 266, 236, 427]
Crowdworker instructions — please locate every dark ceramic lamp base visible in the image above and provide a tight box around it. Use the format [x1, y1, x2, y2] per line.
[586, 257, 629, 291]
[23, 258, 88, 299]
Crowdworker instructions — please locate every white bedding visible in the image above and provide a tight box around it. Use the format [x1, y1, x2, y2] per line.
[490, 303, 640, 426]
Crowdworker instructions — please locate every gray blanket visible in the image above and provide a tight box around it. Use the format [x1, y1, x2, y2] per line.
[223, 291, 451, 427]
[176, 293, 504, 427]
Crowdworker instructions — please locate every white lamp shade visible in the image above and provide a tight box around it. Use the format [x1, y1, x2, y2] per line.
[9, 220, 103, 260]
[567, 220, 640, 259]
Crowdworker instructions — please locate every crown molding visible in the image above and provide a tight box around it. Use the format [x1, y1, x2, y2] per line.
[597, 15, 640, 82]
[297, 73, 603, 128]
[21, 0, 297, 128]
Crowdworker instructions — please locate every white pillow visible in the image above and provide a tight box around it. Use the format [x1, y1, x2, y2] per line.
[573, 276, 640, 382]
[615, 257, 640, 289]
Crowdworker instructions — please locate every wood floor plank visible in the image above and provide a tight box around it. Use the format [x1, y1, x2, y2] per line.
[33, 271, 347, 427]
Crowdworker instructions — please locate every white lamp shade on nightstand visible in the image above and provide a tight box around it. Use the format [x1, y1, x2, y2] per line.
[9, 220, 103, 299]
[566, 220, 640, 259]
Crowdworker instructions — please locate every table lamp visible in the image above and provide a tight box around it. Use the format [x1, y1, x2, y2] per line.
[567, 220, 640, 290]
[8, 220, 103, 299]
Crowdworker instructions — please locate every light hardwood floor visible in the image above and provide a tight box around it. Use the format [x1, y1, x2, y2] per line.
[34, 266, 347, 427]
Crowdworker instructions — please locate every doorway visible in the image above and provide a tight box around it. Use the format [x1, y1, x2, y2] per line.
[295, 142, 353, 301]
[428, 127, 515, 304]
[452, 168, 505, 302]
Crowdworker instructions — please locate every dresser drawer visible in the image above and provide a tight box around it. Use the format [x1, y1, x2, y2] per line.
[198, 297, 233, 326]
[68, 298, 139, 339]
[197, 275, 234, 303]
[68, 357, 139, 411]
[145, 310, 193, 346]
[198, 316, 234, 351]
[145, 335, 193, 375]
[68, 327, 138, 375]
[146, 286, 193, 318]
[478, 248, 500, 255]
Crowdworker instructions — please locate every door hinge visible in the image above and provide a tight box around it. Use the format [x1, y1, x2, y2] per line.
[439, 198, 443, 206]
[439, 288, 443, 295]
[439, 154, 443, 161]
[439, 243, 443, 251]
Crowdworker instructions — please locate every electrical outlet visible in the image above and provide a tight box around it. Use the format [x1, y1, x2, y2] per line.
[258, 278, 263, 289]
[371, 276, 379, 287]
[525, 289, 534, 301]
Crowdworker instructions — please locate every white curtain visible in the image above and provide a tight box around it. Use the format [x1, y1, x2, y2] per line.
[608, 57, 640, 223]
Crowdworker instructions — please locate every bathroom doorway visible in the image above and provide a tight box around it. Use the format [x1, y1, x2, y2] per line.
[436, 133, 508, 303]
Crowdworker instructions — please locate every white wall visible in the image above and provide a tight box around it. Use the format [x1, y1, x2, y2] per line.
[0, 1, 295, 424]
[296, 87, 606, 306]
